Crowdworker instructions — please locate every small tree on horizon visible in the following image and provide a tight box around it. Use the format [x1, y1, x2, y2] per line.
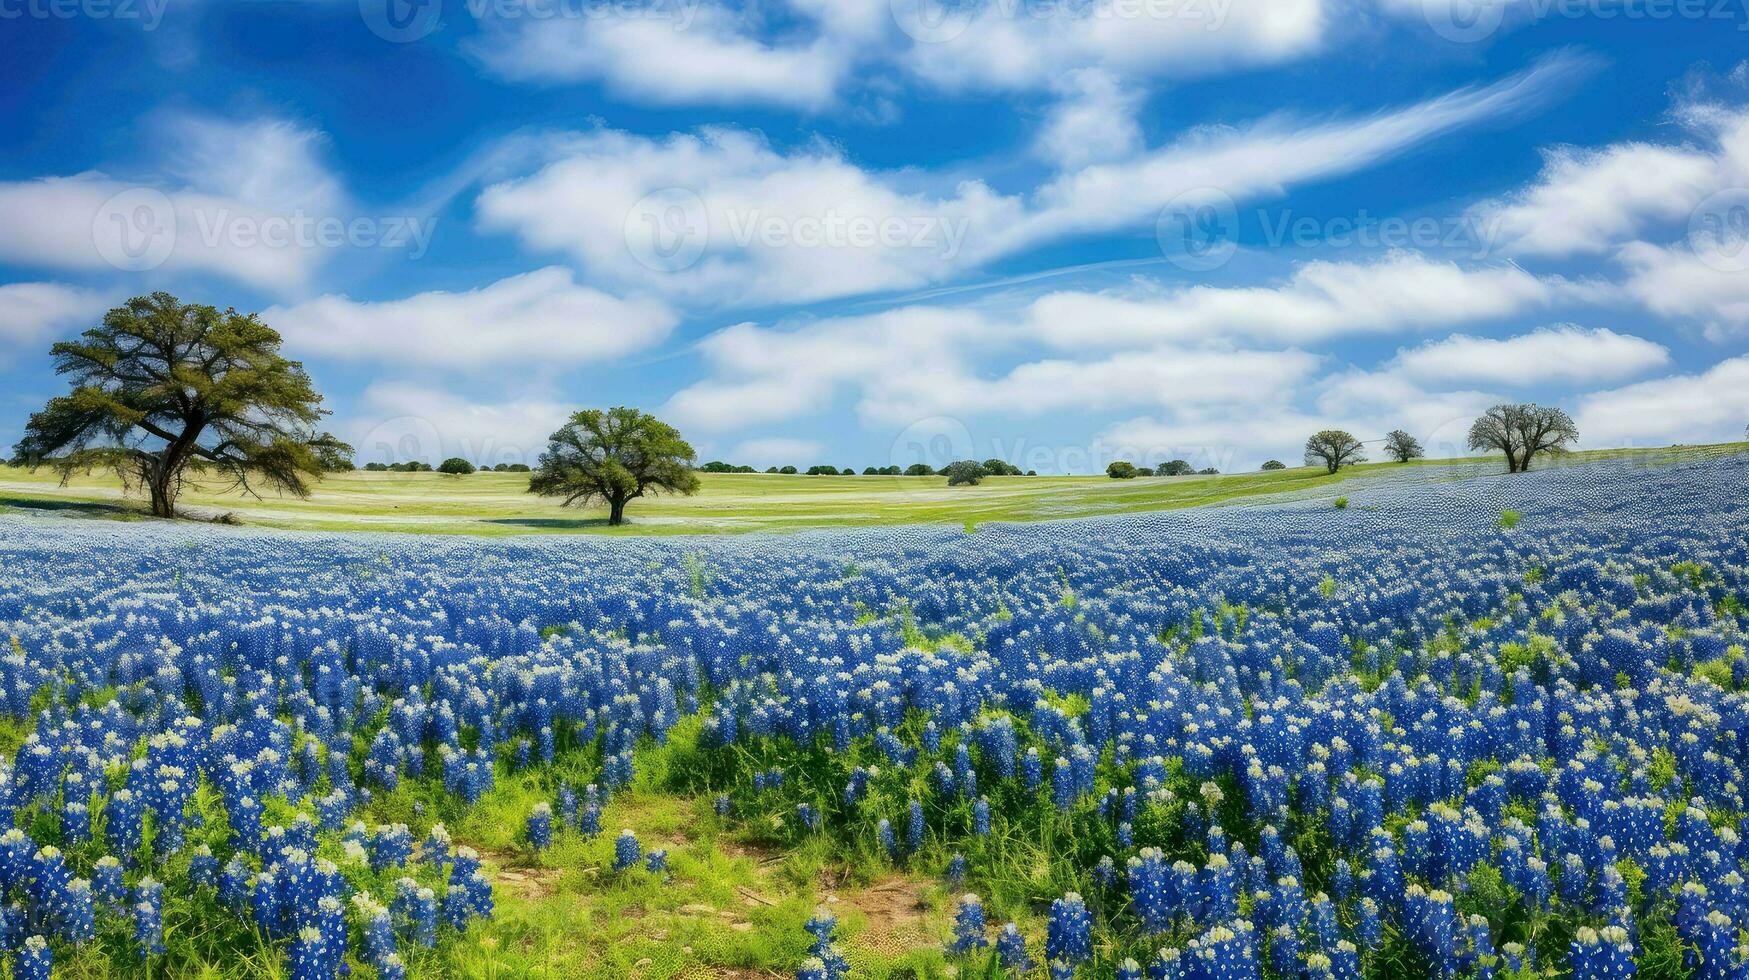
[1304, 430, 1366, 474]
[1383, 430, 1424, 464]
[9, 292, 344, 518]
[944, 460, 985, 486]
[438, 457, 476, 475]
[1261, 460, 1287, 470]
[1107, 461, 1139, 479]
[527, 407, 700, 525]
[1468, 404, 1578, 473]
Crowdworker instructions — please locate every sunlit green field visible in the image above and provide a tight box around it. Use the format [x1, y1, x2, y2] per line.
[1, 443, 1738, 535]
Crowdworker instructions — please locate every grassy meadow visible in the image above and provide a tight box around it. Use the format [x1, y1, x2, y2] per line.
[2, 443, 1737, 536]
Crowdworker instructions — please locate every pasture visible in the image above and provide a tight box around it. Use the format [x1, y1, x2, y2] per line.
[0, 443, 1737, 535]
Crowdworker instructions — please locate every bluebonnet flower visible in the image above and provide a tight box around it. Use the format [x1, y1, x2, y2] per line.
[1117, 957, 1143, 980]
[14, 936, 50, 980]
[646, 849, 668, 875]
[1129, 848, 1170, 932]
[134, 883, 165, 955]
[997, 922, 1032, 972]
[1046, 892, 1092, 965]
[974, 797, 991, 836]
[908, 799, 925, 853]
[945, 852, 966, 886]
[877, 819, 896, 859]
[950, 893, 988, 952]
[614, 829, 641, 871]
[527, 803, 554, 851]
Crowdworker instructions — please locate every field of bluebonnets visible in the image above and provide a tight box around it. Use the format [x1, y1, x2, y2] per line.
[1, 452, 1747, 979]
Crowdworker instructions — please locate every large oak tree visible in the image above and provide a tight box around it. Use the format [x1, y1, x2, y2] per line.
[1304, 429, 1366, 474]
[528, 407, 700, 525]
[1468, 404, 1578, 473]
[10, 292, 345, 518]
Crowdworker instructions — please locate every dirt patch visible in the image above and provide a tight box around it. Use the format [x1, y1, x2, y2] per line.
[475, 846, 570, 900]
[827, 875, 935, 957]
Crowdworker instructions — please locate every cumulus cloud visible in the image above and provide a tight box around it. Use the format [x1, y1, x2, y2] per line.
[0, 115, 360, 289]
[465, 3, 860, 111]
[478, 56, 1584, 308]
[1033, 69, 1145, 170]
[347, 382, 571, 467]
[265, 267, 676, 371]
[1471, 90, 1749, 257]
[0, 282, 111, 346]
[1388, 325, 1669, 386]
[1618, 239, 1749, 338]
[1575, 356, 1749, 447]
[1026, 252, 1593, 348]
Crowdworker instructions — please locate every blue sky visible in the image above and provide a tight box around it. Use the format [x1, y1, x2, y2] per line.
[1, 0, 1747, 473]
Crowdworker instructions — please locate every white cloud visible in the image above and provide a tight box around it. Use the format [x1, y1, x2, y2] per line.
[466, 0, 1326, 108]
[478, 57, 1584, 308]
[1100, 373, 1500, 469]
[901, 0, 1326, 92]
[1033, 69, 1145, 170]
[465, 5, 857, 111]
[265, 267, 676, 371]
[1476, 106, 1749, 257]
[477, 128, 1020, 306]
[1026, 252, 1592, 348]
[348, 382, 571, 467]
[1618, 240, 1749, 338]
[0, 282, 111, 346]
[1574, 356, 1749, 447]
[664, 307, 994, 431]
[0, 115, 355, 289]
[1389, 325, 1669, 386]
[730, 437, 826, 466]
[665, 298, 1321, 435]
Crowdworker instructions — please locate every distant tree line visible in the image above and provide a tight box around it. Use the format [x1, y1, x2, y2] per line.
[360, 461, 530, 472]
[1106, 460, 1218, 479]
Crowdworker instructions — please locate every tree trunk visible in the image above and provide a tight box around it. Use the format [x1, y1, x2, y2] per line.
[148, 466, 178, 517]
[608, 496, 627, 525]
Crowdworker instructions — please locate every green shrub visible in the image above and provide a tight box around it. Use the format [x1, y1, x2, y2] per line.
[1333, 497, 1349, 509]
[1499, 509, 1521, 528]
[438, 457, 476, 475]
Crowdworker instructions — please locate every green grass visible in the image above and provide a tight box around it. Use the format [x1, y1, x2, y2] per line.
[3, 442, 1741, 537]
